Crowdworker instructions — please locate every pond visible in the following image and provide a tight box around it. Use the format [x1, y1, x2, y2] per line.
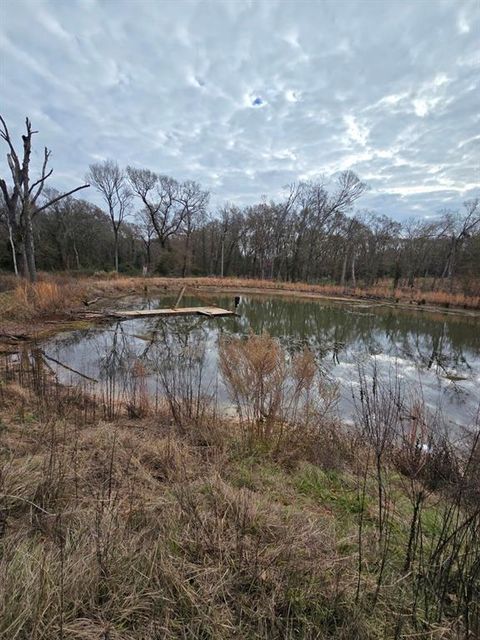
[41, 293, 480, 433]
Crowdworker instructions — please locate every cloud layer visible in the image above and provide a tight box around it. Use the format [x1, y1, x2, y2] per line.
[1, 0, 478, 219]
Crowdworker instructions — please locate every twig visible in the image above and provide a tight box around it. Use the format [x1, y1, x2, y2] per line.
[2, 494, 57, 516]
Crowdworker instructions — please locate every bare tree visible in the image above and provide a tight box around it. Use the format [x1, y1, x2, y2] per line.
[339, 215, 365, 288]
[177, 180, 209, 277]
[212, 204, 246, 277]
[86, 160, 132, 272]
[40, 188, 90, 270]
[439, 199, 480, 290]
[0, 116, 89, 281]
[400, 218, 439, 288]
[135, 208, 156, 272]
[127, 168, 193, 249]
[288, 172, 367, 281]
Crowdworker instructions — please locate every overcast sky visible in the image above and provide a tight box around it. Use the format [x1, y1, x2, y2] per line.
[1, 0, 478, 220]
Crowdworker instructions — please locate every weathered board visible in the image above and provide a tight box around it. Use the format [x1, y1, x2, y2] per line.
[106, 306, 235, 319]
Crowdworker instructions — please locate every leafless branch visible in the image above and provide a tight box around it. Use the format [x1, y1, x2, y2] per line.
[34, 184, 90, 215]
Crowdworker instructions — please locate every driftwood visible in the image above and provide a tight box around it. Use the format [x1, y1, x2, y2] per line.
[82, 296, 103, 307]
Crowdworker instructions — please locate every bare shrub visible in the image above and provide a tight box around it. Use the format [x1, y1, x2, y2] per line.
[355, 362, 402, 539]
[219, 334, 338, 457]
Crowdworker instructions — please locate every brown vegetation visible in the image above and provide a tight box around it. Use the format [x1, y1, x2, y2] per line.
[0, 278, 84, 322]
[159, 275, 480, 310]
[72, 273, 480, 311]
[0, 335, 479, 639]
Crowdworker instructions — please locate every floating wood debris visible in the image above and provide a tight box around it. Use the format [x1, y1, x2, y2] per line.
[105, 306, 236, 320]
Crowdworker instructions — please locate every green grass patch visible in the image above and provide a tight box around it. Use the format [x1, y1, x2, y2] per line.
[294, 464, 367, 516]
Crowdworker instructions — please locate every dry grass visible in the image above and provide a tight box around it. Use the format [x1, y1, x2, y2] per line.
[0, 381, 362, 639]
[0, 276, 84, 322]
[1, 336, 478, 638]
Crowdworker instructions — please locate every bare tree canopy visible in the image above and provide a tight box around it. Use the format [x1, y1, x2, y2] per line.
[437, 199, 480, 289]
[86, 160, 132, 272]
[126, 167, 209, 250]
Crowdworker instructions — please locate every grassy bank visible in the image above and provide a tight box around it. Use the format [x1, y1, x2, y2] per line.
[0, 334, 478, 639]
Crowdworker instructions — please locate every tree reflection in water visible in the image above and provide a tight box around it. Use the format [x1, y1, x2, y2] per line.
[144, 317, 214, 426]
[41, 294, 480, 429]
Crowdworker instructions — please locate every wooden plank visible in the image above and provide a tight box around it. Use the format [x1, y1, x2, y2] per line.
[106, 306, 235, 319]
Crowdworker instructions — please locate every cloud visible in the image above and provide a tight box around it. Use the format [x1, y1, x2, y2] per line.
[344, 115, 369, 146]
[0, 0, 478, 220]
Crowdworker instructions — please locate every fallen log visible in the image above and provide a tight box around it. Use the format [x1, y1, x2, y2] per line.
[0, 331, 29, 342]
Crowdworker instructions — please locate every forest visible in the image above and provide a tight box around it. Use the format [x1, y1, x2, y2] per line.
[1, 116, 479, 294]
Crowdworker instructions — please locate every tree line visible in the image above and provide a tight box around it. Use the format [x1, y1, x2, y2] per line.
[1, 116, 479, 291]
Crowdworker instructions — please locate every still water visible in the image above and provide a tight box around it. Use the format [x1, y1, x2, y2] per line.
[42, 294, 480, 431]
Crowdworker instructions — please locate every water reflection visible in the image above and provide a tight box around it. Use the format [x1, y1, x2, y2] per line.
[42, 294, 480, 429]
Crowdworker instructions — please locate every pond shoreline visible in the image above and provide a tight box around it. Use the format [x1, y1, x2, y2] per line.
[177, 282, 480, 318]
[2, 340, 478, 639]
[23, 288, 478, 431]
[0, 276, 478, 351]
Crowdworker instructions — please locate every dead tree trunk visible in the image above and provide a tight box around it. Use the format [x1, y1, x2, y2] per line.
[24, 202, 37, 282]
[0, 115, 89, 283]
[6, 218, 19, 276]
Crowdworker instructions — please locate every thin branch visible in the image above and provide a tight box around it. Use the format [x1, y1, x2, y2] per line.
[30, 147, 52, 201]
[25, 117, 38, 136]
[41, 351, 98, 382]
[2, 494, 57, 516]
[0, 115, 21, 173]
[31, 168, 54, 202]
[34, 184, 90, 215]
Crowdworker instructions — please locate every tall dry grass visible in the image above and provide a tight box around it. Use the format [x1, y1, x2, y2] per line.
[0, 355, 359, 639]
[219, 334, 339, 460]
[0, 277, 84, 322]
